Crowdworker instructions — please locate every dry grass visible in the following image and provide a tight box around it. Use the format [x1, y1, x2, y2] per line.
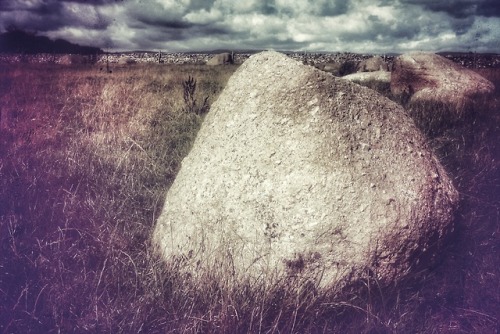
[1, 62, 498, 333]
[362, 68, 500, 333]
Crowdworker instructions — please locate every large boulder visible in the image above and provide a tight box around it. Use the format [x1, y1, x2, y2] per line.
[153, 51, 458, 290]
[391, 52, 495, 109]
[342, 71, 391, 84]
[357, 56, 389, 72]
[206, 52, 234, 66]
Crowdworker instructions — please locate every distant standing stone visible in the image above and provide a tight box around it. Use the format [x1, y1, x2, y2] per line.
[206, 52, 234, 66]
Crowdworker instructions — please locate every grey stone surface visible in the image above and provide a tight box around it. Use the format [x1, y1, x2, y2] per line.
[206, 52, 233, 66]
[320, 62, 342, 75]
[342, 71, 391, 84]
[391, 52, 495, 110]
[154, 51, 458, 290]
[357, 56, 389, 72]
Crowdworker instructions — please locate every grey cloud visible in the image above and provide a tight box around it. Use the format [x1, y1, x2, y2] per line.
[125, 2, 232, 50]
[414, 0, 477, 19]
[317, 1, 350, 16]
[184, 0, 216, 12]
[0, 0, 113, 33]
[476, 0, 500, 17]
[129, 22, 232, 51]
[61, 0, 121, 4]
[22, 0, 63, 16]
[450, 16, 476, 35]
[218, 2, 278, 16]
[1, 0, 498, 53]
[234, 0, 284, 16]
[401, 0, 500, 18]
[394, 1, 479, 38]
[261, 1, 278, 15]
[127, 2, 190, 29]
[1, 10, 65, 33]
[336, 16, 421, 48]
[125, 1, 233, 44]
[0, 0, 113, 11]
[1, 13, 61, 32]
[366, 15, 422, 40]
[136, 17, 194, 30]
[275, 0, 351, 17]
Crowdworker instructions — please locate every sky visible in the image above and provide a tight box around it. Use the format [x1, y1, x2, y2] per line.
[0, 0, 499, 54]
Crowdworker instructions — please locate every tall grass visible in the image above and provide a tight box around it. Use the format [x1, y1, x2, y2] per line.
[0, 62, 236, 332]
[1, 62, 498, 333]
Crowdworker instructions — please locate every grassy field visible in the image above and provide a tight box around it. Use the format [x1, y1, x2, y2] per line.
[0, 61, 498, 333]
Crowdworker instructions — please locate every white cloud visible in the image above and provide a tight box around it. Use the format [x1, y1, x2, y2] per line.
[184, 8, 223, 25]
[62, 3, 105, 29]
[155, 0, 189, 12]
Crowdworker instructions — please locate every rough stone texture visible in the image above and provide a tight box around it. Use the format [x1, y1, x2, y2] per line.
[357, 56, 389, 72]
[154, 51, 458, 290]
[391, 52, 495, 109]
[206, 52, 234, 66]
[342, 71, 391, 84]
[319, 62, 341, 73]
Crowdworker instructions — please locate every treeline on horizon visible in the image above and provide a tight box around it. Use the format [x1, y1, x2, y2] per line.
[0, 28, 103, 55]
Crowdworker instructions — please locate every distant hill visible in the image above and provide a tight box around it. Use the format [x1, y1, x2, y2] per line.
[0, 29, 103, 54]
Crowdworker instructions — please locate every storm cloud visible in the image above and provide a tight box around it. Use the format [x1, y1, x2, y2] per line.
[401, 0, 500, 18]
[0, 0, 499, 53]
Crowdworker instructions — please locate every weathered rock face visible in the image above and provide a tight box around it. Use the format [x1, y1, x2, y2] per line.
[357, 56, 389, 72]
[391, 52, 495, 109]
[154, 51, 458, 290]
[317, 61, 357, 77]
[206, 52, 233, 66]
[342, 71, 391, 84]
[319, 62, 341, 74]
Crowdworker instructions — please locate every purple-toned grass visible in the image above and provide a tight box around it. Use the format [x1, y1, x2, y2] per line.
[1, 61, 498, 333]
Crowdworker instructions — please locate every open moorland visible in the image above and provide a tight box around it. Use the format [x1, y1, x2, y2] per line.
[0, 56, 499, 333]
